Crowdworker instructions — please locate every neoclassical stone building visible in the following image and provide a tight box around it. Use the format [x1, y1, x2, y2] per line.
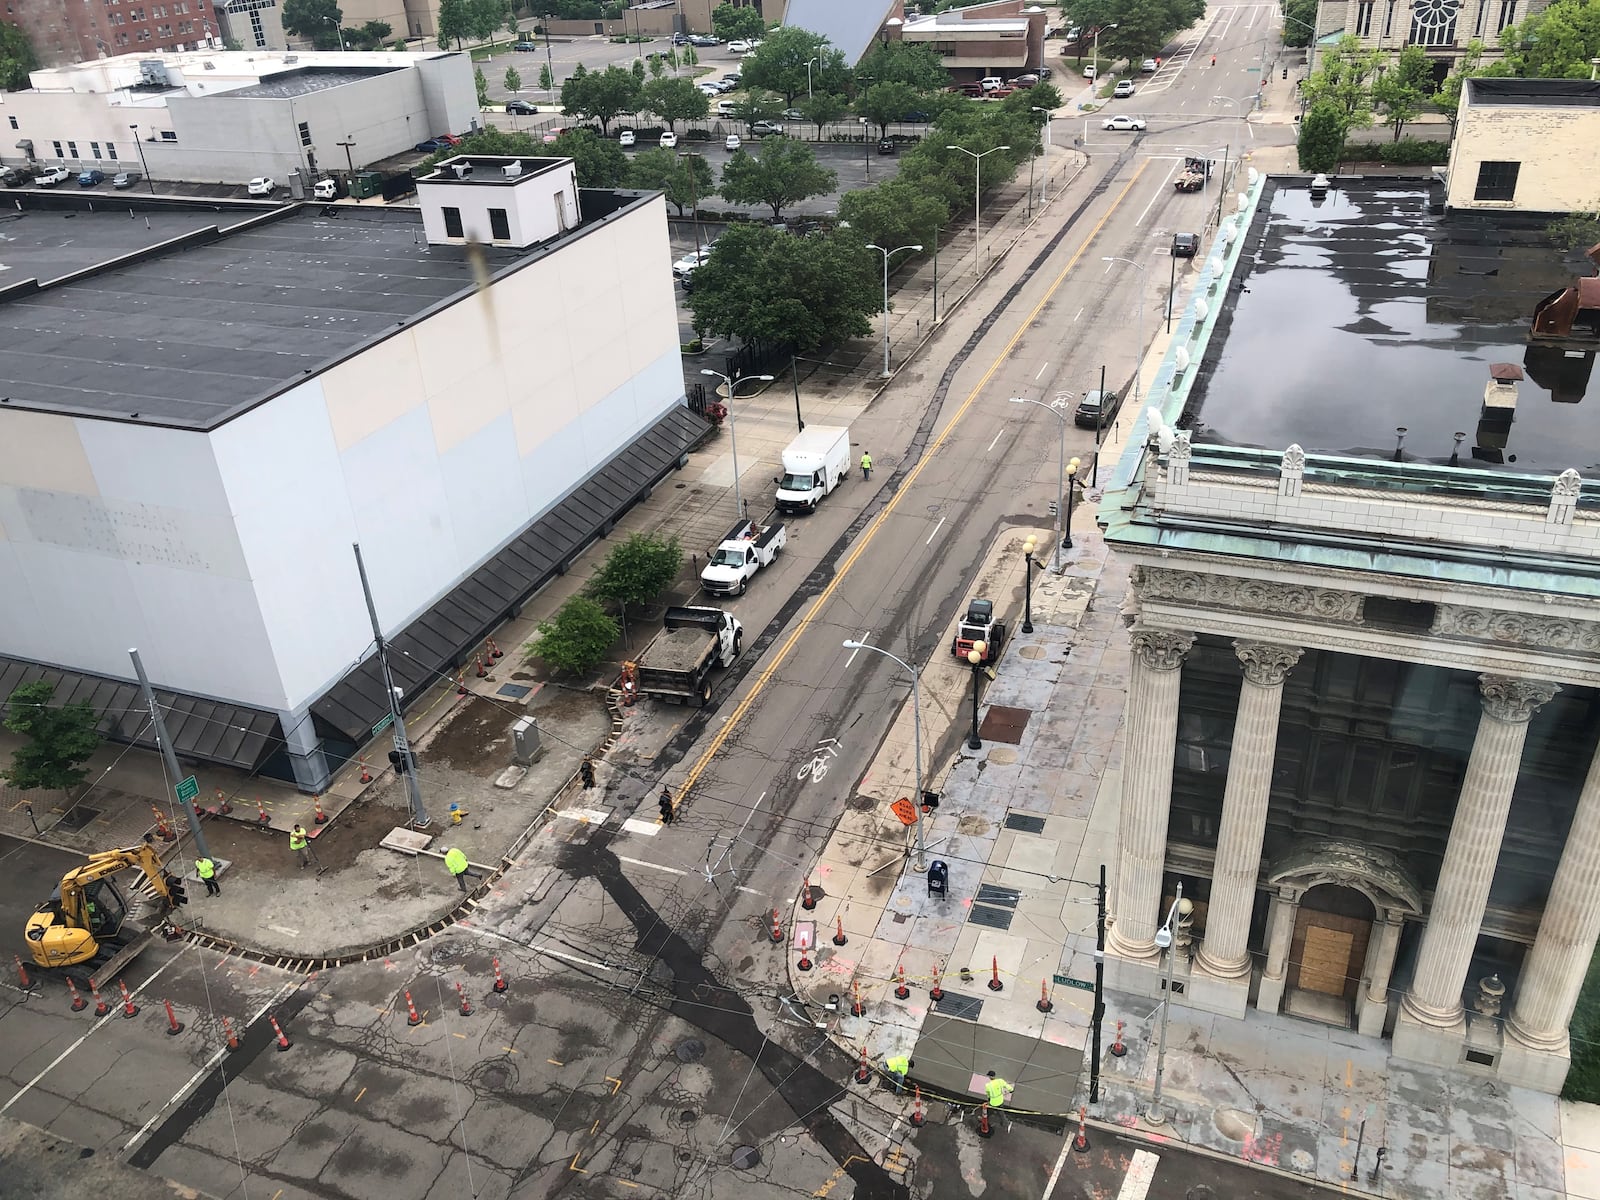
[1098, 176, 1600, 1091]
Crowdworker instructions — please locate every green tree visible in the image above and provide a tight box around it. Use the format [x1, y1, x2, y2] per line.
[468, 0, 507, 40]
[475, 65, 490, 107]
[0, 21, 39, 90]
[855, 40, 949, 92]
[837, 178, 949, 258]
[2, 681, 101, 793]
[504, 65, 522, 93]
[281, 0, 343, 42]
[648, 52, 666, 79]
[631, 56, 646, 82]
[1300, 34, 1382, 124]
[688, 225, 879, 353]
[799, 91, 848, 137]
[530, 597, 618, 675]
[627, 146, 714, 214]
[711, 1, 765, 42]
[1548, 210, 1600, 253]
[718, 136, 837, 220]
[539, 61, 555, 91]
[1297, 100, 1347, 172]
[741, 26, 848, 104]
[1370, 44, 1432, 141]
[1282, 0, 1318, 47]
[546, 126, 628, 186]
[348, 18, 390, 47]
[505, 4, 519, 34]
[1001, 82, 1062, 115]
[1501, 0, 1600, 77]
[436, 0, 470, 47]
[1066, 0, 1205, 59]
[857, 80, 920, 135]
[641, 75, 709, 131]
[729, 91, 784, 126]
[586, 532, 684, 610]
[681, 44, 699, 70]
[561, 63, 642, 133]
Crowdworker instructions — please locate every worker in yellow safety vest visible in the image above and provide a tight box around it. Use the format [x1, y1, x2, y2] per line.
[885, 1054, 912, 1095]
[195, 856, 220, 897]
[984, 1070, 1013, 1109]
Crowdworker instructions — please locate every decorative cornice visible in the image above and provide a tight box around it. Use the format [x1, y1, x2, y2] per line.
[1234, 641, 1304, 687]
[1478, 675, 1559, 723]
[1130, 629, 1195, 671]
[1436, 604, 1600, 654]
[1137, 567, 1365, 624]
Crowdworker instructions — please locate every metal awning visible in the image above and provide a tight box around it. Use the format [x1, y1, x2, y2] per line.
[0, 658, 281, 772]
[312, 404, 711, 744]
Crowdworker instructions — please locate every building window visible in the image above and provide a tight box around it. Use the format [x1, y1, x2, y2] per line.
[1497, 0, 1516, 31]
[1356, 0, 1374, 35]
[137, 27, 151, 39]
[250, 8, 264, 44]
[442, 206, 463, 238]
[105, 141, 117, 158]
[1473, 0, 1487, 36]
[1474, 160, 1519, 201]
[7, 115, 16, 129]
[488, 207, 510, 240]
[52, 140, 64, 156]
[91, 141, 101, 158]
[1409, 0, 1459, 45]
[67, 140, 77, 157]
[298, 120, 312, 147]
[160, 129, 176, 141]
[1383, 0, 1396, 36]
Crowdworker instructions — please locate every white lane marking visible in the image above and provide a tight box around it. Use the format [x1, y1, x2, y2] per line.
[556, 807, 609, 824]
[1116, 1149, 1161, 1200]
[123, 979, 296, 1153]
[529, 942, 616, 972]
[986, 428, 1005, 452]
[1041, 1128, 1076, 1200]
[622, 818, 661, 836]
[1034, 361, 1050, 380]
[926, 516, 946, 545]
[617, 855, 687, 876]
[1135, 160, 1180, 227]
[845, 634, 870, 667]
[1074, 307, 1084, 322]
[736, 885, 760, 895]
[2, 951, 187, 1116]
[267, 924, 301, 937]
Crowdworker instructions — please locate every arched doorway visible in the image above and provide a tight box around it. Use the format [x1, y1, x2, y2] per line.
[1287, 884, 1375, 1024]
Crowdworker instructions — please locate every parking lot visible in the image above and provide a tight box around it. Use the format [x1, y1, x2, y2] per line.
[480, 30, 748, 105]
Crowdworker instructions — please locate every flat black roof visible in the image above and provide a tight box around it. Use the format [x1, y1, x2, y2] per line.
[1466, 77, 1600, 106]
[0, 205, 235, 285]
[222, 65, 400, 98]
[1185, 179, 1600, 474]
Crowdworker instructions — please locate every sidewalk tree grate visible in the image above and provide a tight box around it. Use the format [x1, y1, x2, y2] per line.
[968, 904, 1014, 931]
[54, 805, 100, 831]
[675, 1038, 706, 1063]
[1003, 813, 1047, 834]
[976, 883, 1021, 908]
[978, 705, 1031, 744]
[932, 990, 985, 1021]
[496, 684, 532, 699]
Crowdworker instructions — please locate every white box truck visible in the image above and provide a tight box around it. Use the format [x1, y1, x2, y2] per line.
[774, 426, 850, 515]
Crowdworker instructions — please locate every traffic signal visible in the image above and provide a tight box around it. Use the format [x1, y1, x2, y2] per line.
[388, 749, 413, 775]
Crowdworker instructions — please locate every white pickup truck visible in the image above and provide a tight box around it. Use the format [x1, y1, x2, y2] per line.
[700, 517, 787, 597]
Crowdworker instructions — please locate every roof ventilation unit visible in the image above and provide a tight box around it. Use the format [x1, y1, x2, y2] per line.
[502, 161, 523, 179]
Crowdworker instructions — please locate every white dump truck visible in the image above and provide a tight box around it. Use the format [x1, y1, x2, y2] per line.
[634, 606, 744, 706]
[700, 517, 787, 597]
[774, 426, 851, 515]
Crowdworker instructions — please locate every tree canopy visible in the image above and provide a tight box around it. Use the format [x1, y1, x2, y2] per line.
[1065, 0, 1207, 59]
[641, 75, 710, 130]
[837, 178, 949, 259]
[586, 533, 684, 610]
[436, 0, 470, 48]
[282, 0, 343, 42]
[3, 681, 101, 793]
[687, 224, 878, 354]
[1370, 45, 1433, 141]
[0, 20, 38, 91]
[857, 81, 922, 135]
[1501, 0, 1600, 77]
[711, 2, 765, 42]
[561, 63, 643, 133]
[740, 26, 849, 103]
[1297, 100, 1347, 172]
[1299, 34, 1383, 124]
[855, 41, 950, 93]
[531, 597, 617, 676]
[717, 136, 837, 221]
[1281, 0, 1318, 46]
[798, 92, 849, 137]
[627, 147, 714, 215]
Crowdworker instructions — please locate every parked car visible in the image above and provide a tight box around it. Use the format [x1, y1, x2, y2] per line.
[1172, 232, 1200, 258]
[673, 247, 713, 277]
[513, 40, 538, 51]
[782, 107, 805, 120]
[1141, 58, 1159, 72]
[1074, 389, 1122, 429]
[246, 176, 276, 195]
[672, 32, 688, 45]
[439, 133, 462, 146]
[619, 130, 636, 146]
[660, 131, 678, 147]
[717, 99, 739, 116]
[904, 109, 930, 122]
[714, 78, 737, 92]
[1101, 114, 1146, 131]
[689, 34, 718, 46]
[0, 165, 35, 186]
[1037, 65, 1053, 78]
[727, 39, 751, 53]
[1082, 64, 1097, 79]
[698, 82, 721, 95]
[415, 136, 448, 152]
[313, 177, 339, 200]
[1065, 25, 1082, 40]
[979, 76, 1003, 92]
[37, 166, 71, 186]
[725, 133, 742, 150]
[77, 169, 105, 187]
[1114, 79, 1136, 97]
[506, 99, 538, 115]
[877, 139, 895, 154]
[749, 120, 784, 136]
[1010, 72, 1039, 87]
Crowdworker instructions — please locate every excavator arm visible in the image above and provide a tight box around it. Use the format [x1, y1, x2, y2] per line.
[25, 841, 174, 970]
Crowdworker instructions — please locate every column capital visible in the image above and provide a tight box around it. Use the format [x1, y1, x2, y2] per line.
[1233, 640, 1303, 688]
[1479, 675, 1560, 724]
[1130, 629, 1195, 672]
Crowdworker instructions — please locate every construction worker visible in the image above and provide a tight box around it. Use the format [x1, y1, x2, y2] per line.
[580, 757, 597, 789]
[621, 663, 639, 707]
[195, 856, 220, 897]
[860, 450, 873, 480]
[885, 1053, 913, 1095]
[289, 824, 312, 869]
[984, 1070, 1014, 1109]
[444, 846, 477, 892]
[1210, 53, 1216, 67]
[658, 786, 674, 824]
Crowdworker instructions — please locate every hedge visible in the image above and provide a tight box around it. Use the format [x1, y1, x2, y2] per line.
[1339, 137, 1450, 166]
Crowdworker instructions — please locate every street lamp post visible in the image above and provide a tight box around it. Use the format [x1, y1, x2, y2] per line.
[700, 369, 774, 520]
[1030, 106, 1052, 207]
[966, 643, 987, 750]
[945, 144, 1011, 270]
[1008, 395, 1074, 573]
[1146, 882, 1194, 1126]
[1102, 256, 1147, 409]
[325, 16, 346, 50]
[842, 641, 927, 872]
[128, 123, 156, 194]
[865, 242, 922, 377]
[1063, 456, 1080, 548]
[1021, 536, 1037, 633]
[1206, 99, 1241, 233]
[1091, 22, 1118, 74]
[862, 116, 871, 180]
[805, 57, 817, 99]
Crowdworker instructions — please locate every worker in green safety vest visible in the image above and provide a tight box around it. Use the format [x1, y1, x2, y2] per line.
[984, 1070, 1013, 1109]
[444, 847, 479, 892]
[289, 824, 311, 869]
[885, 1053, 912, 1095]
[195, 856, 220, 897]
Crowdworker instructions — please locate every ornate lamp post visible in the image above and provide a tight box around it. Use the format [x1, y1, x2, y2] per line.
[1021, 535, 1038, 634]
[966, 643, 987, 750]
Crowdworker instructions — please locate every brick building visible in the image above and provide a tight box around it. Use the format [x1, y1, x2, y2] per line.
[4, 0, 221, 66]
[894, 0, 1046, 83]
[1445, 78, 1600, 216]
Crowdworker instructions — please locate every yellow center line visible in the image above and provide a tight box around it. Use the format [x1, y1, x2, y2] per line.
[681, 159, 1151, 799]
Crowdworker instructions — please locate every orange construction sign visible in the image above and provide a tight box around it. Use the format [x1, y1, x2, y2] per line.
[890, 797, 918, 826]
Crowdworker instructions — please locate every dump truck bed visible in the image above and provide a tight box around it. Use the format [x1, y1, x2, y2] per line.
[640, 626, 716, 674]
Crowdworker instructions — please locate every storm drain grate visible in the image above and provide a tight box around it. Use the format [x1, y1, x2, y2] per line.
[978, 705, 1032, 744]
[932, 991, 985, 1021]
[976, 883, 1021, 908]
[1004, 813, 1046, 834]
[968, 904, 1014, 931]
[54, 806, 100, 831]
[497, 683, 532, 699]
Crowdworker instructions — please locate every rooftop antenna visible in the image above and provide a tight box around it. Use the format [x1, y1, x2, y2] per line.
[1450, 431, 1466, 467]
[1393, 426, 1407, 462]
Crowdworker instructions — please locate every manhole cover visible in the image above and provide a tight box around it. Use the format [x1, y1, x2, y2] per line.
[848, 795, 875, 811]
[1020, 645, 1046, 659]
[675, 1038, 706, 1063]
[480, 1065, 511, 1090]
[429, 943, 462, 963]
[731, 1146, 761, 1170]
[978, 705, 1031, 744]
[679, 1109, 698, 1125]
[987, 746, 1019, 764]
[1213, 1108, 1254, 1142]
[1289, 1148, 1315, 1172]
[54, 806, 100, 831]
[1187, 1187, 1215, 1200]
[482, 992, 506, 1009]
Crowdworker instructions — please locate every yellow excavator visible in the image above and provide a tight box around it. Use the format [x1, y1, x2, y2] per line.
[24, 840, 176, 979]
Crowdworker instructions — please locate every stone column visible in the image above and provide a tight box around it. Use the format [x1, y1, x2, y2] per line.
[1107, 630, 1195, 986]
[1191, 641, 1303, 1017]
[1394, 675, 1557, 1066]
[1501, 738, 1600, 1091]
[1357, 912, 1404, 1038]
[1255, 887, 1300, 1014]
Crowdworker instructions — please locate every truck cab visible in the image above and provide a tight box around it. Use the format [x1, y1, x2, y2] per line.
[700, 519, 786, 596]
[774, 426, 851, 514]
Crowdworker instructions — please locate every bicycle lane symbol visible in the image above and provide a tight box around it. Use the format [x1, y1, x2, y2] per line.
[796, 738, 841, 784]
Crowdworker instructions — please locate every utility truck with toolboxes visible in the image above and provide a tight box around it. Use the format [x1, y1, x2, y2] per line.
[774, 426, 851, 514]
[700, 517, 787, 596]
[634, 606, 743, 706]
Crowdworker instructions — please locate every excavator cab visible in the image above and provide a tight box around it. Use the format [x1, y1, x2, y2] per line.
[24, 841, 170, 970]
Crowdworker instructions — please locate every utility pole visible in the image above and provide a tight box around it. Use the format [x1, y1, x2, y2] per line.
[1089, 862, 1107, 1103]
[353, 543, 429, 828]
[337, 135, 357, 175]
[129, 648, 211, 861]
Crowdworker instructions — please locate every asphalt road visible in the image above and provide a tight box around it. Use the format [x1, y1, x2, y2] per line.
[0, 6, 1321, 1198]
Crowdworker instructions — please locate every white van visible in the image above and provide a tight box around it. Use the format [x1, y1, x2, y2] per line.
[774, 426, 850, 514]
